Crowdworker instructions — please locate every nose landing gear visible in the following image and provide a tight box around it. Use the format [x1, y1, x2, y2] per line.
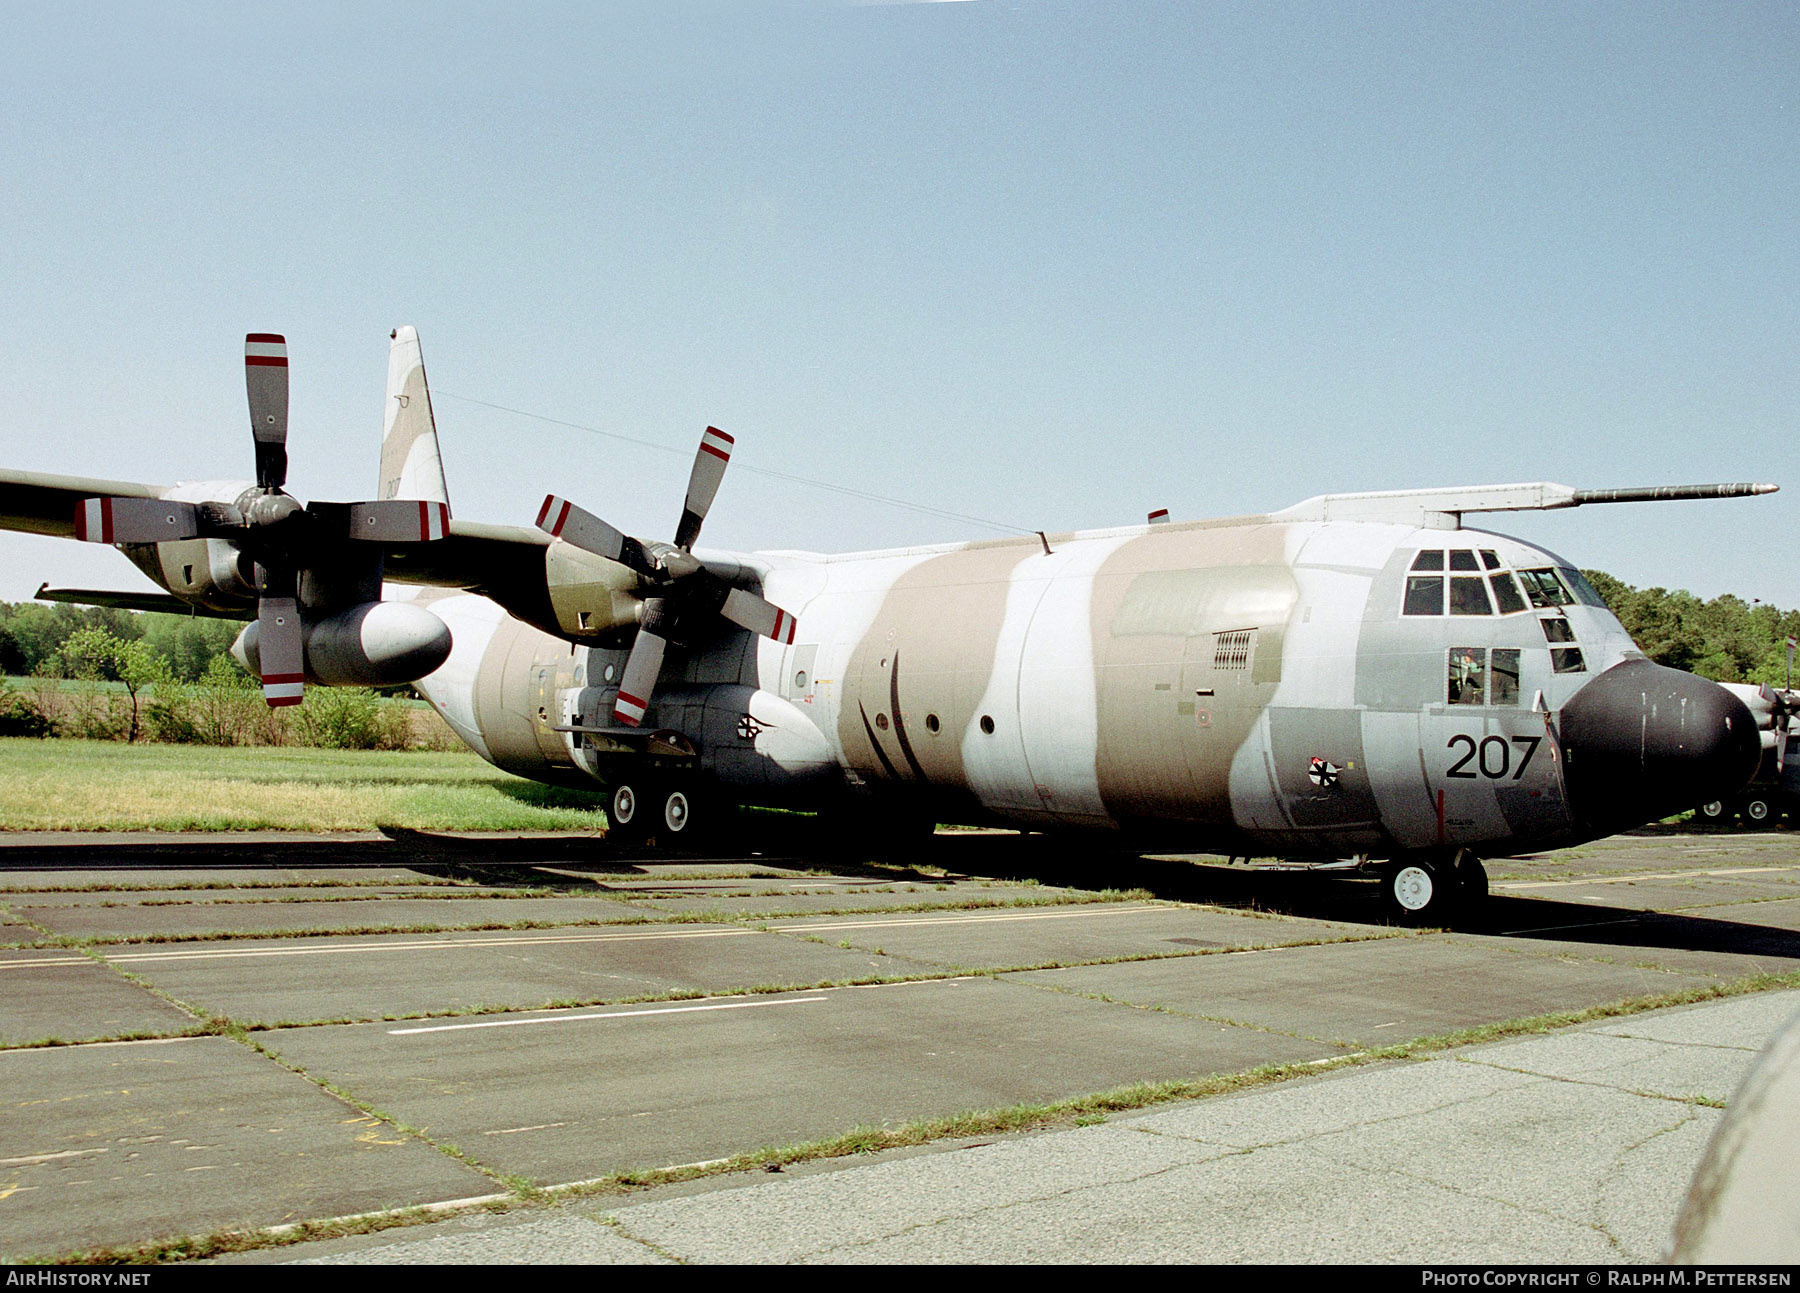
[1379, 851, 1487, 925]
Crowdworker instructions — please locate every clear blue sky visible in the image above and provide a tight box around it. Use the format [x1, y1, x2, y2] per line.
[2, 1, 1795, 607]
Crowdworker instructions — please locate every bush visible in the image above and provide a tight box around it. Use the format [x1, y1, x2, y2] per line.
[293, 686, 412, 751]
[0, 685, 55, 737]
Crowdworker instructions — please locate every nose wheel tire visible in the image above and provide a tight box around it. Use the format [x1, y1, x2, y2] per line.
[1388, 864, 1439, 921]
[1382, 855, 1486, 925]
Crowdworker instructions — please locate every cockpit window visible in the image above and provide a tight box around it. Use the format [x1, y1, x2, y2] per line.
[1405, 550, 1554, 618]
[1448, 647, 1523, 706]
[1518, 568, 1572, 608]
[1449, 576, 1493, 616]
[1558, 567, 1609, 609]
[1489, 572, 1528, 615]
[1490, 649, 1521, 705]
[1404, 576, 1444, 615]
[1448, 647, 1485, 704]
[1539, 616, 1575, 643]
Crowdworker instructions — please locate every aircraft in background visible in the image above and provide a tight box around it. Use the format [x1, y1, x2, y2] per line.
[0, 329, 1773, 922]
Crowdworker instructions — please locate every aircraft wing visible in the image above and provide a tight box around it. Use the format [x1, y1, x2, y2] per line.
[380, 518, 557, 629]
[0, 469, 168, 538]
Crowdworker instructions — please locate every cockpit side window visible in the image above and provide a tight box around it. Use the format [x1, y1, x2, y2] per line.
[1558, 567, 1609, 609]
[1518, 568, 1572, 609]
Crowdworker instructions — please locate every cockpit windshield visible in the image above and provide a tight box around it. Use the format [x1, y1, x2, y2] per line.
[1404, 550, 1609, 618]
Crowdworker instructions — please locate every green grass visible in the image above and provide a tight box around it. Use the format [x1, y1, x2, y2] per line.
[0, 738, 609, 831]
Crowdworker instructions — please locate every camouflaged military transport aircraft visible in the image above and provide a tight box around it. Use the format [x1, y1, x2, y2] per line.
[0, 329, 1773, 921]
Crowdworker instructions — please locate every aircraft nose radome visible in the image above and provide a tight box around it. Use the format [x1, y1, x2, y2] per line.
[1559, 659, 1762, 835]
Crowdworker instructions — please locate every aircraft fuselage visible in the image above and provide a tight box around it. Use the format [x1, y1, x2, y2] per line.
[413, 510, 1730, 863]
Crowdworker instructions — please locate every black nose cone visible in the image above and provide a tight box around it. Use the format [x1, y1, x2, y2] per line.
[1559, 658, 1762, 835]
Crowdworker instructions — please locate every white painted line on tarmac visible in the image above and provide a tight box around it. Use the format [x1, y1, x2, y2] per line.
[0, 924, 757, 971]
[1496, 864, 1800, 891]
[388, 994, 829, 1036]
[777, 905, 1165, 935]
[0, 1148, 108, 1167]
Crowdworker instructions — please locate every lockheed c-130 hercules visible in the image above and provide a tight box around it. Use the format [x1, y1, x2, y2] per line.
[0, 328, 1773, 922]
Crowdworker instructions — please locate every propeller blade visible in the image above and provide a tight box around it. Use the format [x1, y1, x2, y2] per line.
[1148, 508, 1170, 525]
[673, 426, 733, 551]
[536, 495, 631, 563]
[343, 499, 451, 542]
[719, 587, 798, 644]
[256, 595, 305, 708]
[72, 498, 200, 544]
[613, 599, 670, 727]
[245, 333, 290, 490]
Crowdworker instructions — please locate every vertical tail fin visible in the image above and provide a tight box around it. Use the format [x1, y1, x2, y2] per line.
[379, 326, 451, 505]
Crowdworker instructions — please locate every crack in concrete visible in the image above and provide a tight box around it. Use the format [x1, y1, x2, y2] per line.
[1454, 1055, 1734, 1107]
[594, 1213, 687, 1264]
[776, 1146, 1241, 1261]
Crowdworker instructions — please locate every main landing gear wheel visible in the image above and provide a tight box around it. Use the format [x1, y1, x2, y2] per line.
[607, 780, 655, 847]
[658, 784, 708, 847]
[1742, 795, 1774, 827]
[1696, 800, 1731, 826]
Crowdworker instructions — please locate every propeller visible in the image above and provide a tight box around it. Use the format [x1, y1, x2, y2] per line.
[73, 333, 453, 707]
[536, 426, 797, 727]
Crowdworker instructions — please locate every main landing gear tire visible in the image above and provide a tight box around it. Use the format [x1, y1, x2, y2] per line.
[1742, 795, 1775, 828]
[606, 779, 655, 847]
[657, 784, 713, 848]
[1696, 800, 1731, 826]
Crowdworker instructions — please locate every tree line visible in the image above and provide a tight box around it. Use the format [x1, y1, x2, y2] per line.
[0, 601, 441, 750]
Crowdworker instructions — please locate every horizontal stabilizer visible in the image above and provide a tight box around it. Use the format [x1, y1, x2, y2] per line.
[35, 584, 251, 619]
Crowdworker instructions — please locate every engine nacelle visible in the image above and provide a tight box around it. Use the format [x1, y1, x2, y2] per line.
[232, 601, 452, 687]
[544, 539, 643, 644]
